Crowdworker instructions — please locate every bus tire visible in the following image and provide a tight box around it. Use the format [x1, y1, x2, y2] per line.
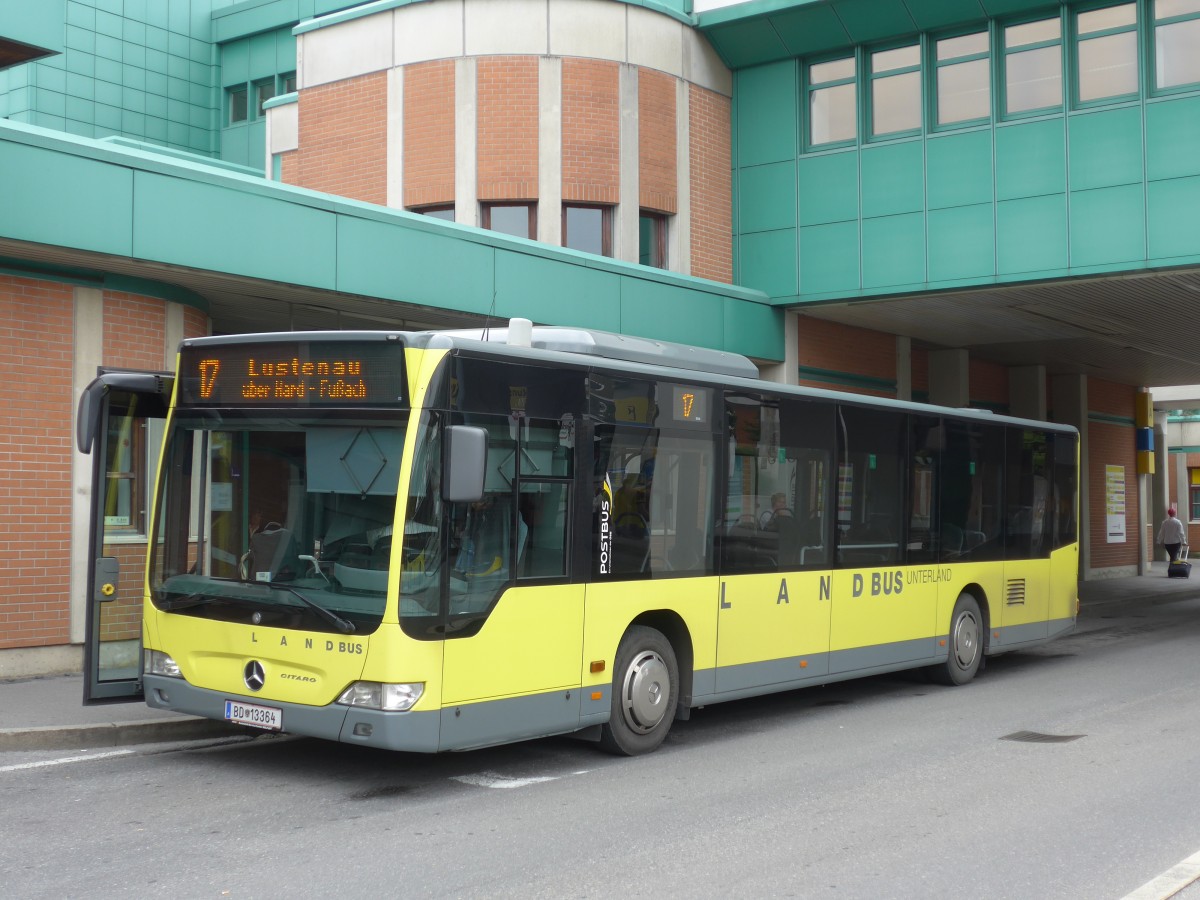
[931, 593, 983, 686]
[599, 626, 678, 756]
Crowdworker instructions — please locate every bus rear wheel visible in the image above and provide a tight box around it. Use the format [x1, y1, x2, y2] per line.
[931, 593, 983, 686]
[599, 626, 678, 756]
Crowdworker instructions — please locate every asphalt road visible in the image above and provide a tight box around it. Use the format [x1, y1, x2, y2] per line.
[4, 592, 1200, 899]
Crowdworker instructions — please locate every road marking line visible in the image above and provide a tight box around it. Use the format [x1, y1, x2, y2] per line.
[451, 771, 559, 790]
[1123, 847, 1200, 900]
[0, 749, 135, 773]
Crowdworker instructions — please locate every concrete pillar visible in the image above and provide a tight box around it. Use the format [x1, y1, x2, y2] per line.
[929, 349, 969, 408]
[615, 63, 639, 264]
[537, 57, 562, 246]
[71, 287, 105, 646]
[455, 57, 478, 227]
[895, 335, 911, 401]
[673, 80, 690, 276]
[1009, 365, 1047, 421]
[1153, 410, 1169, 569]
[1051, 374, 1088, 578]
[386, 66, 404, 209]
[759, 311, 799, 386]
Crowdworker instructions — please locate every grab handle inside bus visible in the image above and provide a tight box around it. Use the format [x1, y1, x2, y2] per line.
[444, 425, 488, 503]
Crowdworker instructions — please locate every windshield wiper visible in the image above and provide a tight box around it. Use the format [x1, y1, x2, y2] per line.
[270, 584, 356, 635]
[158, 592, 219, 611]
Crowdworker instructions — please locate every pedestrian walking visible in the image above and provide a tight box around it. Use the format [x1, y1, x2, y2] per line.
[1157, 507, 1187, 566]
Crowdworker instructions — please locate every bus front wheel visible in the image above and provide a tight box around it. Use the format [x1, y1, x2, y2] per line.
[931, 593, 983, 686]
[599, 626, 679, 756]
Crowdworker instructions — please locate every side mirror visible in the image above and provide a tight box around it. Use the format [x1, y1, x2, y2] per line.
[443, 425, 487, 503]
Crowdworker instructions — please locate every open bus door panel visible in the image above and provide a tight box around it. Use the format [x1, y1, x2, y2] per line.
[77, 372, 172, 704]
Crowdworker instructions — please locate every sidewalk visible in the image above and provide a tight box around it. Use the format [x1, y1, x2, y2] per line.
[3, 570, 1200, 752]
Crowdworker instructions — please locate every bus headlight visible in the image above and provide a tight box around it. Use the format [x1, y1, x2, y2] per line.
[337, 681, 424, 712]
[144, 650, 182, 678]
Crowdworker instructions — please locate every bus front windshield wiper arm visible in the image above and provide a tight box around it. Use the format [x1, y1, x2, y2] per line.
[270, 584, 356, 635]
[158, 592, 217, 611]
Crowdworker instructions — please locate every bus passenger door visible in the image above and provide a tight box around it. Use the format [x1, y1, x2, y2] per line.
[76, 372, 171, 703]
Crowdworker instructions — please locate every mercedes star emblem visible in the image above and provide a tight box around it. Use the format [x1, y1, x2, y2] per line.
[244, 660, 266, 692]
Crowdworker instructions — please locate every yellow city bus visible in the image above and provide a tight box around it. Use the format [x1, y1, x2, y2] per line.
[77, 321, 1079, 755]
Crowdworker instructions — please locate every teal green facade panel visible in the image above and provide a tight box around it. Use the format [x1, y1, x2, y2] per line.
[132, 172, 336, 288]
[0, 139, 133, 256]
[1148, 176, 1200, 261]
[926, 129, 992, 211]
[740, 228, 799, 298]
[797, 152, 858, 226]
[0, 0, 66, 56]
[799, 221, 859, 294]
[735, 61, 798, 167]
[995, 119, 1066, 202]
[336, 215, 495, 313]
[493, 252, 622, 332]
[1067, 106, 1143, 192]
[997, 194, 1067, 275]
[1069, 184, 1145, 268]
[620, 280, 726, 350]
[738, 161, 796, 233]
[928, 204, 994, 282]
[1146, 95, 1200, 182]
[862, 212, 925, 289]
[723, 295, 784, 360]
[861, 141, 923, 218]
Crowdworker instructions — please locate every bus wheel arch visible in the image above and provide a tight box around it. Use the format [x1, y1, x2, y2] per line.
[930, 589, 985, 686]
[598, 614, 689, 756]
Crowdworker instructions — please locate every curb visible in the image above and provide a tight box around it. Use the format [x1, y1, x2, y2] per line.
[0, 718, 243, 752]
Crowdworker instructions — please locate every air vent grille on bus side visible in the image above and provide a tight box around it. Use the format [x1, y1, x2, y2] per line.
[1006, 579, 1026, 606]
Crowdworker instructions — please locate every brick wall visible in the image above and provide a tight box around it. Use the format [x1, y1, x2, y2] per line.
[279, 150, 297, 185]
[562, 58, 619, 205]
[638, 68, 677, 215]
[403, 60, 456, 209]
[796, 316, 896, 399]
[0, 277, 75, 649]
[477, 57, 539, 201]
[1088, 377, 1138, 569]
[969, 357, 1009, 409]
[688, 83, 731, 283]
[104, 291, 166, 370]
[911, 347, 929, 395]
[293, 71, 388, 205]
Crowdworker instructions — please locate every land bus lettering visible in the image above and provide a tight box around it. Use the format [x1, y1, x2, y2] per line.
[851, 571, 904, 597]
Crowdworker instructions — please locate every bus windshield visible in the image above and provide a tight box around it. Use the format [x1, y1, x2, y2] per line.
[148, 410, 409, 635]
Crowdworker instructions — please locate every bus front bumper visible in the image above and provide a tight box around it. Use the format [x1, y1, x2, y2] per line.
[143, 674, 442, 752]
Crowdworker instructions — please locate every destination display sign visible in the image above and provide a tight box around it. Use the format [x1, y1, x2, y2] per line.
[177, 340, 407, 407]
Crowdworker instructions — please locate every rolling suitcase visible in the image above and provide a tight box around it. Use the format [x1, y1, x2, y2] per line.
[1168, 544, 1191, 578]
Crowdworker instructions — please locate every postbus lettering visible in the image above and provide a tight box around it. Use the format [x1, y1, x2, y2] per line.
[777, 579, 789, 604]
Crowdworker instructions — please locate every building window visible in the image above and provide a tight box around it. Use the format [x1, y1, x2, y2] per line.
[808, 56, 856, 146]
[254, 78, 276, 117]
[639, 212, 667, 269]
[936, 31, 990, 125]
[482, 203, 536, 239]
[1004, 17, 1063, 115]
[1190, 468, 1200, 520]
[563, 204, 613, 257]
[1077, 3, 1138, 103]
[282, 71, 297, 94]
[228, 86, 248, 124]
[870, 44, 921, 137]
[415, 205, 455, 222]
[1155, 0, 1200, 89]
